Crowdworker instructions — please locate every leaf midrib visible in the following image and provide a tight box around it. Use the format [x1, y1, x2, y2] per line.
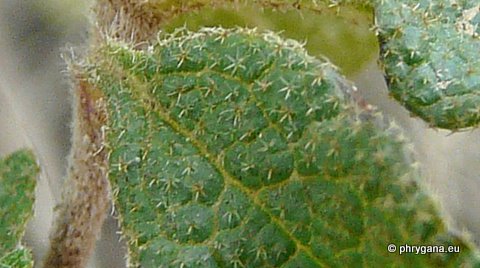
[121, 68, 327, 267]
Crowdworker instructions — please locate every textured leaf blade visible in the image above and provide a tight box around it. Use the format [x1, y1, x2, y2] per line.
[376, 0, 480, 129]
[86, 28, 478, 267]
[0, 150, 37, 267]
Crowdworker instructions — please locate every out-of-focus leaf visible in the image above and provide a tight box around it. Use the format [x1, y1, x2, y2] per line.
[0, 150, 38, 268]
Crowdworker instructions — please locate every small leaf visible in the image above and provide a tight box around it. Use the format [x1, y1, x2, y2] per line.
[0, 149, 38, 268]
[376, 0, 480, 129]
[84, 28, 478, 267]
[0, 248, 33, 268]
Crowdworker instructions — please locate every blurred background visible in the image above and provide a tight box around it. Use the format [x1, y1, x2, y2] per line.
[0, 1, 478, 267]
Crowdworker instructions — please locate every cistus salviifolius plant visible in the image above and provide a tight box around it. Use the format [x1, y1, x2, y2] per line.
[0, 0, 479, 267]
[73, 28, 478, 267]
[0, 150, 38, 268]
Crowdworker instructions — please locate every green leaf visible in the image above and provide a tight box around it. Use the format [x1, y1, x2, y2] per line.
[0, 248, 33, 268]
[0, 150, 37, 268]
[84, 28, 478, 267]
[375, 0, 480, 129]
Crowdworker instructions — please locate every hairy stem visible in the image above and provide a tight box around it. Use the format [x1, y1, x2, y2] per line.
[44, 78, 110, 268]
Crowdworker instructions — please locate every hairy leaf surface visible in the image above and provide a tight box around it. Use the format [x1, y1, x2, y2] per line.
[376, 0, 480, 129]
[84, 28, 479, 267]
